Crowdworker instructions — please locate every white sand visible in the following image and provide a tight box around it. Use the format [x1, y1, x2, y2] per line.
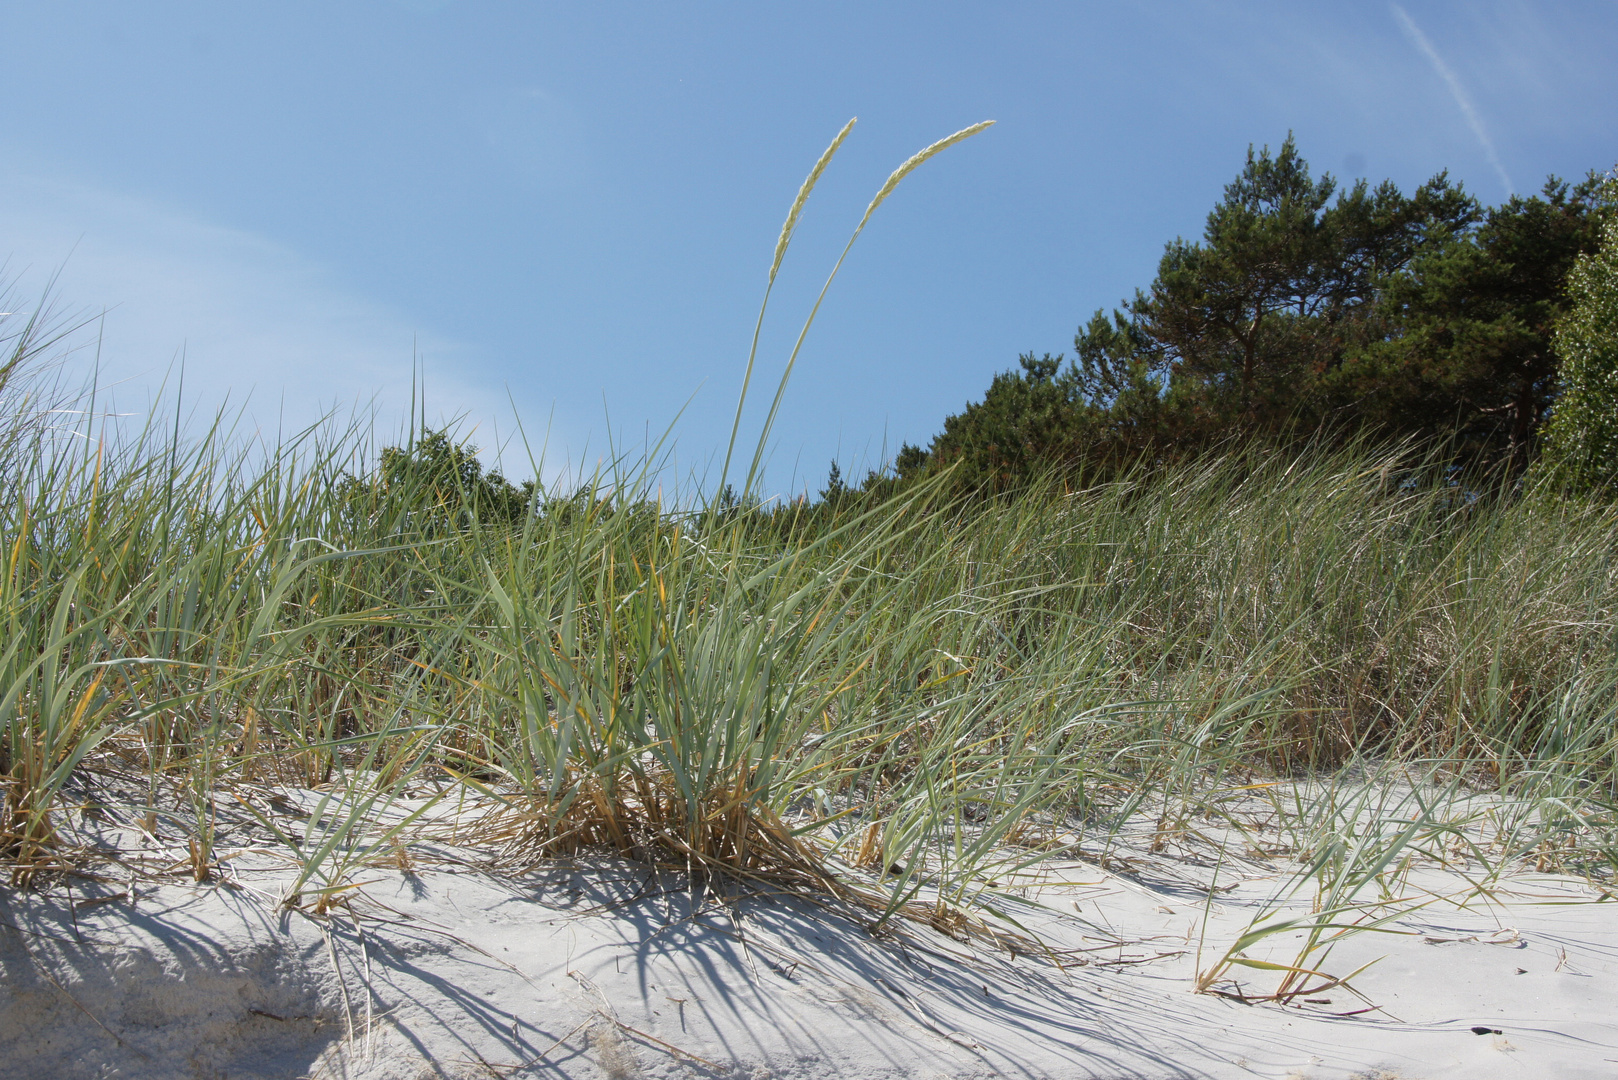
[3, 845, 1614, 1080]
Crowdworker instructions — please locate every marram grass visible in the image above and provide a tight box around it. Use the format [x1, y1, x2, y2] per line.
[1, 130, 1615, 969]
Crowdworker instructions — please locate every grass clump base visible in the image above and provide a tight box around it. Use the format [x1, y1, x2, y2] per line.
[1, 123, 1616, 1077]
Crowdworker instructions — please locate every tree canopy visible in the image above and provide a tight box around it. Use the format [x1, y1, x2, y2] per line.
[899, 137, 1612, 494]
[1541, 173, 1618, 492]
[348, 429, 532, 526]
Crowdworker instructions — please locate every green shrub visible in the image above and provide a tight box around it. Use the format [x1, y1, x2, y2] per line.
[1541, 173, 1618, 493]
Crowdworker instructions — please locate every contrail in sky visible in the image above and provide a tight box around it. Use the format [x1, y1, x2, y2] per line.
[1391, 4, 1515, 198]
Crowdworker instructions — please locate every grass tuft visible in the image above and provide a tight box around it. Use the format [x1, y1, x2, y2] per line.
[0, 132, 1614, 964]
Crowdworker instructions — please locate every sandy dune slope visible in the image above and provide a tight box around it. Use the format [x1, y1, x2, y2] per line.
[3, 849, 1613, 1080]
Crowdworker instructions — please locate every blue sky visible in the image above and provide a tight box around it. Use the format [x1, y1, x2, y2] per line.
[3, 1, 1614, 493]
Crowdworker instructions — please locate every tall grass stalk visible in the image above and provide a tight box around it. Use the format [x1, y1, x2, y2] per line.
[1, 140, 1616, 946]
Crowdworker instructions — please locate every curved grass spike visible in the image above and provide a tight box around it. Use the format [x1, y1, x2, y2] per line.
[723, 119, 996, 502]
[719, 117, 858, 500]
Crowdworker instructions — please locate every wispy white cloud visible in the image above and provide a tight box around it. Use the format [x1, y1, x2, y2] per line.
[0, 164, 568, 479]
[1391, 4, 1514, 198]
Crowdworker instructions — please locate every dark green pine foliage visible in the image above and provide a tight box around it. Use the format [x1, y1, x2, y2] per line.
[919, 136, 1472, 489]
[819, 460, 849, 504]
[1334, 175, 1610, 467]
[906, 137, 1609, 492]
[1134, 136, 1475, 437]
[926, 353, 1093, 490]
